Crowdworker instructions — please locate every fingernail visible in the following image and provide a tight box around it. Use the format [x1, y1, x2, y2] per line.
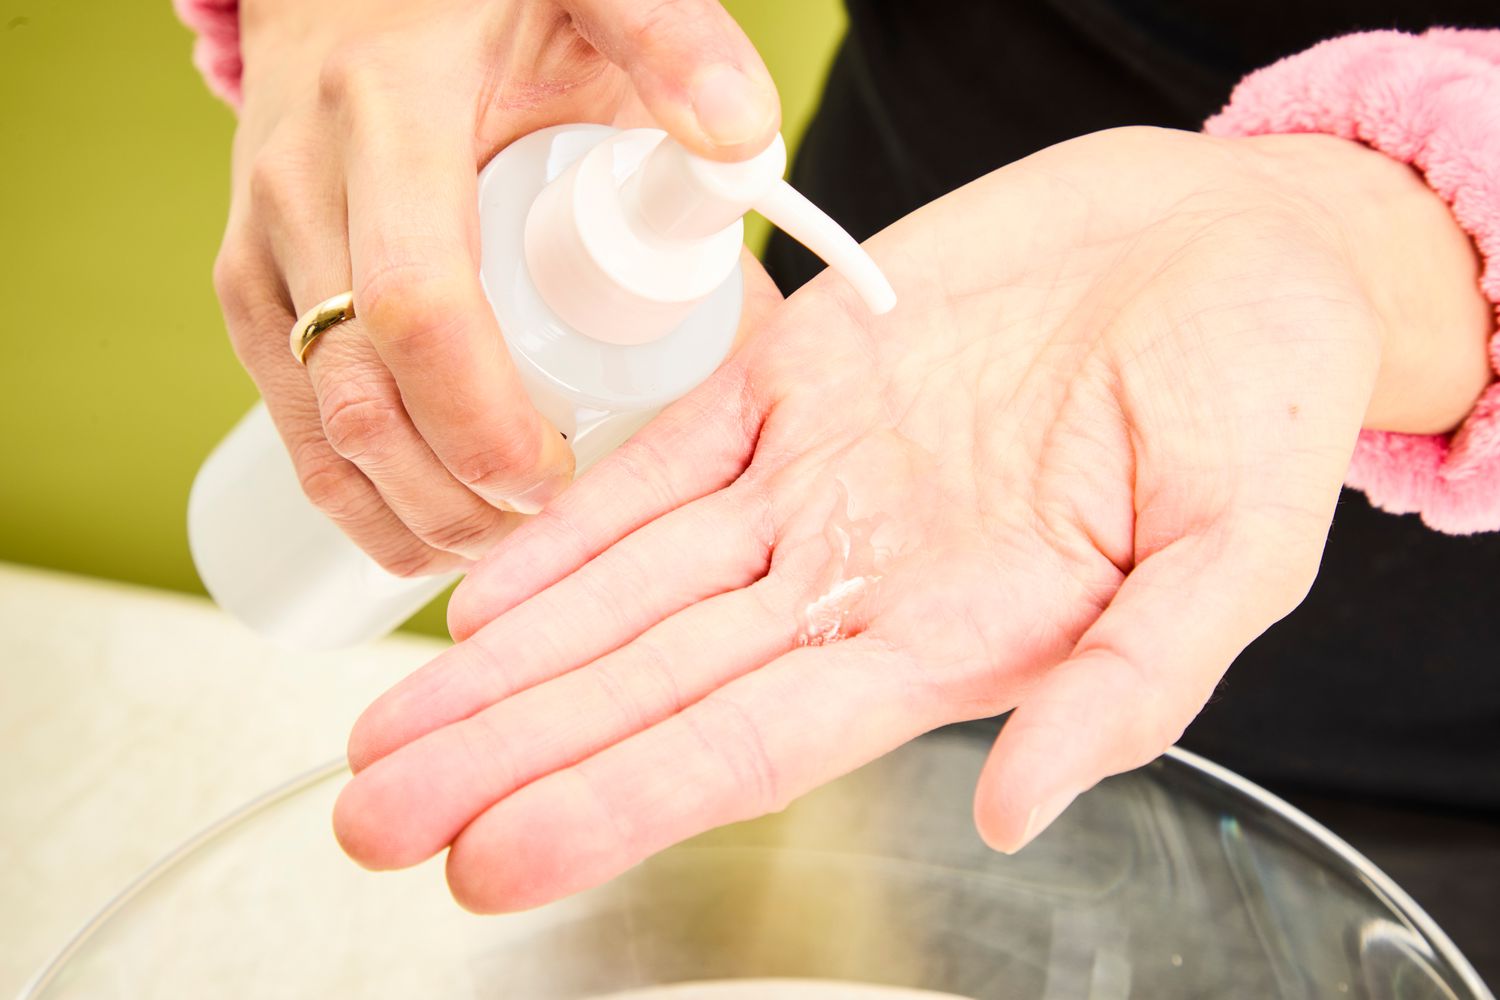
[500, 425, 574, 514]
[691, 65, 773, 148]
[1005, 789, 1079, 855]
[503, 473, 568, 516]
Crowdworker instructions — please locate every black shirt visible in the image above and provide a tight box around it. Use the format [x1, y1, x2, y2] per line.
[764, 0, 1500, 975]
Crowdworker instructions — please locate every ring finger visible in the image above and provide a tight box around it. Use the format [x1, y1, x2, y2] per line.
[263, 147, 520, 565]
[216, 228, 440, 577]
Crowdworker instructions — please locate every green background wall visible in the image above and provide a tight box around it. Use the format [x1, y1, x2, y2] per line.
[0, 1, 844, 637]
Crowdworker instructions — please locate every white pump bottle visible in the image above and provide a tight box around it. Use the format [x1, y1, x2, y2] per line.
[188, 124, 896, 650]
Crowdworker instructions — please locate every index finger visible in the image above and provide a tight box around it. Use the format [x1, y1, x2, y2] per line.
[345, 104, 574, 514]
[562, 0, 780, 160]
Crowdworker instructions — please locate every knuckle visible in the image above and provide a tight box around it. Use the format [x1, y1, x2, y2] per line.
[211, 241, 244, 302]
[415, 511, 501, 557]
[378, 545, 447, 580]
[210, 240, 257, 326]
[593, 660, 650, 732]
[292, 444, 446, 579]
[607, 436, 677, 510]
[453, 713, 519, 790]
[618, 0, 692, 56]
[317, 42, 386, 108]
[246, 148, 298, 221]
[571, 568, 635, 636]
[319, 386, 406, 464]
[629, 639, 685, 715]
[593, 641, 682, 733]
[295, 451, 371, 524]
[356, 262, 468, 350]
[692, 698, 782, 815]
[1011, 707, 1076, 760]
[448, 430, 543, 496]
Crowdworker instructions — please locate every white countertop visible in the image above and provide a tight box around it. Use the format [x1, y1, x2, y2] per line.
[0, 563, 448, 997]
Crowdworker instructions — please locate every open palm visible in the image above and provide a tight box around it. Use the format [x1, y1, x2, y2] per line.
[333, 127, 1387, 912]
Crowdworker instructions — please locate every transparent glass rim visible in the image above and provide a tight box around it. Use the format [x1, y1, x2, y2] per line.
[19, 746, 1494, 1000]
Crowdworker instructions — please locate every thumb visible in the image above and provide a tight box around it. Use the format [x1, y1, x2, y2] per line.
[973, 519, 1324, 854]
[565, 0, 781, 159]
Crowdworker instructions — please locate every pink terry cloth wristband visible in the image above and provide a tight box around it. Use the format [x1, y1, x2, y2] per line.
[173, 0, 242, 109]
[1205, 29, 1500, 534]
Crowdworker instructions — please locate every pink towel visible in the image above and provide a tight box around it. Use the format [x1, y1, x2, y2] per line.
[1206, 30, 1500, 534]
[173, 0, 241, 108]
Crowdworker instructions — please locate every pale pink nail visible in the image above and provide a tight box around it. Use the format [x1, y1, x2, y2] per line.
[691, 65, 774, 148]
[1005, 789, 1080, 855]
[503, 475, 567, 516]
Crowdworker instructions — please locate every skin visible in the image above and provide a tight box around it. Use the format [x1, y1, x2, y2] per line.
[213, 0, 781, 577]
[330, 125, 1494, 912]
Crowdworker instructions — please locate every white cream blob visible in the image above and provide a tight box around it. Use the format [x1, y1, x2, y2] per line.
[795, 480, 896, 647]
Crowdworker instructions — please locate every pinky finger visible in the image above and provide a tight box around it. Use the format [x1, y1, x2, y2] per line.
[283, 422, 464, 579]
[223, 281, 456, 578]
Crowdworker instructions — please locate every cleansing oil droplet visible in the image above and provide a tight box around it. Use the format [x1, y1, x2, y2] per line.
[796, 481, 892, 647]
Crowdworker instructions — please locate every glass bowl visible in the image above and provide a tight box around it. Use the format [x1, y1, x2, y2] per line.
[21, 724, 1492, 999]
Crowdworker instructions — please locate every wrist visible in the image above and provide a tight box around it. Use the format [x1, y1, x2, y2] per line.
[1238, 132, 1493, 435]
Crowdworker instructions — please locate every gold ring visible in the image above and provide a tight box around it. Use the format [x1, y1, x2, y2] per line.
[289, 291, 356, 365]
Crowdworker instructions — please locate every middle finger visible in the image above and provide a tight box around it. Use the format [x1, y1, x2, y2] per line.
[261, 136, 520, 562]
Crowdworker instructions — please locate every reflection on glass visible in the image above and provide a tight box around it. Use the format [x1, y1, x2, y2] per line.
[23, 725, 1492, 1000]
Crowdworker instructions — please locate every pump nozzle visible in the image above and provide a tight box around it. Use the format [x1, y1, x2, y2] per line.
[753, 182, 897, 316]
[525, 128, 895, 347]
[625, 131, 896, 316]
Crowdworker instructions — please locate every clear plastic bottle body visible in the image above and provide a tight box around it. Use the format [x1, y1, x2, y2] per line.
[187, 403, 460, 650]
[187, 125, 741, 650]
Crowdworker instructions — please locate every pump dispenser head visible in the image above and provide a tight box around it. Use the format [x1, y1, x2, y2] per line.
[524, 130, 896, 346]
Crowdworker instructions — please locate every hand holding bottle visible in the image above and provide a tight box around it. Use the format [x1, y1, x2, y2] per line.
[212, 0, 780, 576]
[332, 126, 1492, 911]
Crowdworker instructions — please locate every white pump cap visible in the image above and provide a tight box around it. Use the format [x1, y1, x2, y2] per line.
[524, 130, 896, 346]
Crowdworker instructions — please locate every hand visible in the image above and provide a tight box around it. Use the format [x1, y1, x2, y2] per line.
[211, 0, 780, 575]
[332, 126, 1492, 910]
